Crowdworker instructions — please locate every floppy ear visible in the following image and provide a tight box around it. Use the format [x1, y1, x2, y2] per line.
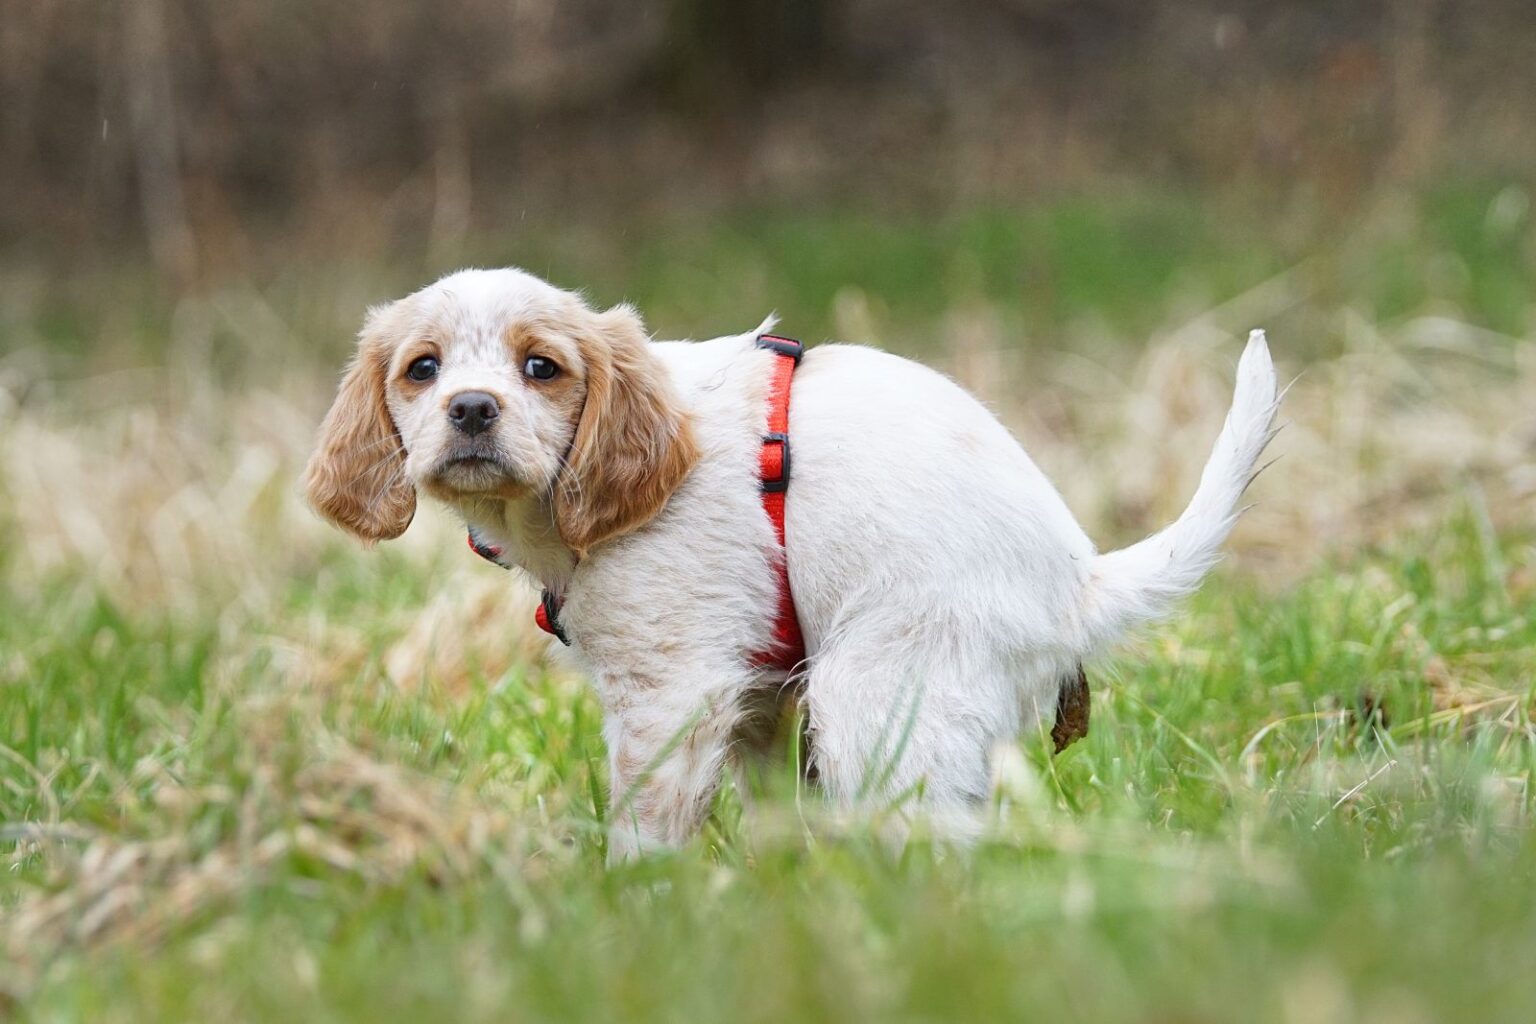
[554, 304, 699, 557]
[303, 313, 416, 543]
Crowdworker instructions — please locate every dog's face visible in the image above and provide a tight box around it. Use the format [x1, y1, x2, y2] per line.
[304, 268, 698, 557]
[379, 271, 592, 507]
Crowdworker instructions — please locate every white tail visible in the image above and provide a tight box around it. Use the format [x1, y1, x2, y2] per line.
[1080, 330, 1280, 651]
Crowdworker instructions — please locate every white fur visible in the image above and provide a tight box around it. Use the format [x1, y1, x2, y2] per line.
[356, 269, 1281, 858]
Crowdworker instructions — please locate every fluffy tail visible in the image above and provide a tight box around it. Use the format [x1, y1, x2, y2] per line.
[1080, 330, 1280, 651]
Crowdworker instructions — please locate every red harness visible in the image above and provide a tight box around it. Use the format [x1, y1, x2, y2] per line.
[467, 332, 807, 670]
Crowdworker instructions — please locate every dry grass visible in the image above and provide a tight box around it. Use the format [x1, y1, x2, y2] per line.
[5, 278, 1529, 607]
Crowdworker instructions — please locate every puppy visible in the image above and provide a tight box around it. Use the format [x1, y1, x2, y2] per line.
[305, 268, 1279, 858]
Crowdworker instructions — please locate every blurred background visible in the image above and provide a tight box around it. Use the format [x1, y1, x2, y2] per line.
[4, 6, 1536, 1011]
[1, 0, 1534, 631]
[6, 0, 1535, 312]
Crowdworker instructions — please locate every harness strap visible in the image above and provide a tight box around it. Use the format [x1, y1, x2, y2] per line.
[535, 588, 570, 646]
[754, 334, 805, 669]
[467, 530, 574, 646]
[467, 331, 806, 668]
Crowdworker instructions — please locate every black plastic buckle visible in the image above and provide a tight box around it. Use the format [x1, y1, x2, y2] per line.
[762, 432, 791, 493]
[756, 334, 804, 364]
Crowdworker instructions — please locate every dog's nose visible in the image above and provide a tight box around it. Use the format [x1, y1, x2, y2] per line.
[447, 391, 500, 436]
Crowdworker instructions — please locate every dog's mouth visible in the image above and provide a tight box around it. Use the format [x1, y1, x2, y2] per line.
[426, 447, 525, 496]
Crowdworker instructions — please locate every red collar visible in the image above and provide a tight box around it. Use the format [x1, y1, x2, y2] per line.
[467, 331, 807, 670]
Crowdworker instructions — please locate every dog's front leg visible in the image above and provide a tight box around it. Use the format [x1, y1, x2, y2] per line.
[596, 663, 749, 863]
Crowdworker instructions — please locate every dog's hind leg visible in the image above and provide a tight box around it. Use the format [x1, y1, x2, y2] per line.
[800, 612, 1073, 836]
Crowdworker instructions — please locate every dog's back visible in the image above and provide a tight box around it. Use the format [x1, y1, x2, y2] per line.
[736, 333, 1278, 814]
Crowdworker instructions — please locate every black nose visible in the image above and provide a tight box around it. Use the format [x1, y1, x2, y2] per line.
[448, 391, 500, 436]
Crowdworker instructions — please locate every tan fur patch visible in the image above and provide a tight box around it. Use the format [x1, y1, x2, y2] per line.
[552, 305, 700, 556]
[302, 320, 416, 543]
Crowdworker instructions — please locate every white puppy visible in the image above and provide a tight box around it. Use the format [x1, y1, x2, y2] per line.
[305, 268, 1279, 858]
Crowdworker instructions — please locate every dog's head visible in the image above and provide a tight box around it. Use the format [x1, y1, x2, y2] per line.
[303, 268, 698, 557]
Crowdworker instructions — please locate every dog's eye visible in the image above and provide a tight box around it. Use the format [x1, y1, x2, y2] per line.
[523, 356, 559, 381]
[406, 356, 439, 382]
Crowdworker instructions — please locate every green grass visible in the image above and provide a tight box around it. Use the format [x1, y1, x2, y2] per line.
[482, 180, 1534, 347]
[4, 508, 1533, 1022]
[9, 179, 1530, 378]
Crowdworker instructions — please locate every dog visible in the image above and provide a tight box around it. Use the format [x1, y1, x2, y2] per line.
[304, 267, 1279, 858]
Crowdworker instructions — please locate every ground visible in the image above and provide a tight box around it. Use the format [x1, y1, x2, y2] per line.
[2, 184, 1533, 1022]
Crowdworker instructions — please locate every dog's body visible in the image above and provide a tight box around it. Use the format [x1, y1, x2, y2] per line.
[306, 268, 1279, 858]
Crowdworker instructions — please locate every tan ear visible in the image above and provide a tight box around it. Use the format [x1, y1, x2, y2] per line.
[303, 317, 416, 543]
[554, 305, 699, 557]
